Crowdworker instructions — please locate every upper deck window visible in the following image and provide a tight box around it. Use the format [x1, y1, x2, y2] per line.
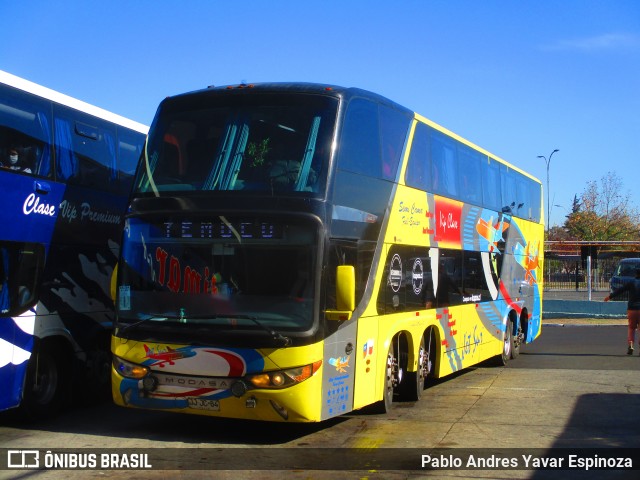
[338, 98, 410, 182]
[136, 93, 338, 196]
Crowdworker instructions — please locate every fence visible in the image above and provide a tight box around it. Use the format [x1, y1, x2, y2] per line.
[544, 242, 640, 293]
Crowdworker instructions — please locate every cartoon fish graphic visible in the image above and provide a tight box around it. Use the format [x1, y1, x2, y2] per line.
[143, 344, 196, 367]
[329, 356, 350, 373]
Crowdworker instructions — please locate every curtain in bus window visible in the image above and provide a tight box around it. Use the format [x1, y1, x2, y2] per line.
[35, 112, 51, 177]
[104, 131, 117, 181]
[0, 247, 8, 314]
[54, 118, 77, 180]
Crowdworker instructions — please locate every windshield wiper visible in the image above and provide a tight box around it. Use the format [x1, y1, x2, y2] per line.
[117, 312, 292, 346]
[222, 314, 292, 347]
[117, 313, 176, 333]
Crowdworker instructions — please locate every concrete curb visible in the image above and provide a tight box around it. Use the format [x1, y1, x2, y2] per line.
[543, 299, 626, 320]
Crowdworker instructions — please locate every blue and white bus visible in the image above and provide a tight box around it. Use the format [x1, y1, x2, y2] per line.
[0, 70, 147, 418]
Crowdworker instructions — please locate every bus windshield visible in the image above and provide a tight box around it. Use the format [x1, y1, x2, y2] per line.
[116, 215, 319, 342]
[136, 93, 338, 196]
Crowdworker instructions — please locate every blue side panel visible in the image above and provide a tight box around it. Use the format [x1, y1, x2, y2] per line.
[0, 170, 62, 411]
[0, 170, 64, 245]
[0, 313, 35, 411]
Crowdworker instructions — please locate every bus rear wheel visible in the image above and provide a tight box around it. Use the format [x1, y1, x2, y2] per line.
[497, 318, 515, 366]
[399, 333, 431, 401]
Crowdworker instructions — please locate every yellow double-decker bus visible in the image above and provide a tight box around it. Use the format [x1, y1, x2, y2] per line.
[111, 83, 543, 422]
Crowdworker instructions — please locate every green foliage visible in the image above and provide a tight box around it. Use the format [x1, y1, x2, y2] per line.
[563, 171, 640, 241]
[246, 138, 270, 167]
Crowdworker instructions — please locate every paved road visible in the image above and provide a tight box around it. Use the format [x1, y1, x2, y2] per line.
[1, 325, 639, 480]
[515, 324, 639, 370]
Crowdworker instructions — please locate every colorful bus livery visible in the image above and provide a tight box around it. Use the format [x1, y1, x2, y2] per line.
[112, 83, 543, 422]
[0, 70, 147, 417]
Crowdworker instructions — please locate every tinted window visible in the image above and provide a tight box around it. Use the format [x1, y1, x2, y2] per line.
[500, 164, 518, 214]
[118, 127, 145, 194]
[377, 246, 492, 314]
[431, 130, 458, 197]
[0, 84, 52, 177]
[458, 144, 483, 206]
[482, 157, 502, 212]
[138, 93, 336, 195]
[0, 241, 45, 317]
[405, 122, 430, 191]
[339, 98, 382, 178]
[461, 250, 491, 301]
[54, 105, 118, 190]
[379, 104, 410, 181]
[527, 177, 542, 222]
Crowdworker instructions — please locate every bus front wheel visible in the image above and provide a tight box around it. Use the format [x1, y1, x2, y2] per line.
[373, 342, 399, 413]
[21, 342, 70, 419]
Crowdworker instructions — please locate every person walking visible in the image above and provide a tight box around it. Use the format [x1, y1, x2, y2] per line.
[605, 267, 640, 355]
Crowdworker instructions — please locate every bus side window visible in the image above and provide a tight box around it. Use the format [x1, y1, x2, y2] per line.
[458, 144, 483, 206]
[338, 98, 382, 179]
[431, 131, 458, 198]
[405, 122, 430, 190]
[0, 83, 52, 178]
[378, 104, 411, 181]
[0, 242, 44, 317]
[54, 105, 118, 190]
[117, 127, 145, 195]
[500, 164, 518, 214]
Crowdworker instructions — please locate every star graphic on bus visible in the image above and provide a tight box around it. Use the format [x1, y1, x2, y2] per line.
[476, 216, 509, 253]
[513, 241, 540, 285]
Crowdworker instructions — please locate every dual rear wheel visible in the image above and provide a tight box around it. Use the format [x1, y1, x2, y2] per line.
[380, 330, 435, 412]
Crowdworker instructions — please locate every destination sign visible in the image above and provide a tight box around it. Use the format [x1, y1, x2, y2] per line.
[157, 219, 283, 240]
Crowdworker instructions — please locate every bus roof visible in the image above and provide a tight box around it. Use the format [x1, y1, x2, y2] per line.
[173, 82, 413, 114]
[171, 82, 540, 185]
[0, 70, 148, 134]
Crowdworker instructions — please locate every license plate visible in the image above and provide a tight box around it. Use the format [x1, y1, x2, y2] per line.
[187, 398, 220, 411]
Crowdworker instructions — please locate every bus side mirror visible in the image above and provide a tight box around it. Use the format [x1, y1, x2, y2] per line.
[326, 265, 355, 321]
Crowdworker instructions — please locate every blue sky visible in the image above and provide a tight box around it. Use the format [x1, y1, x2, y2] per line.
[2, 0, 639, 228]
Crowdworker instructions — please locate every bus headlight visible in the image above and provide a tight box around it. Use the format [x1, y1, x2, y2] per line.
[113, 356, 149, 379]
[246, 360, 322, 389]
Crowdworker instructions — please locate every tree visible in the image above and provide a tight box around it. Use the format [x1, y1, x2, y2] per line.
[547, 224, 573, 241]
[564, 171, 640, 241]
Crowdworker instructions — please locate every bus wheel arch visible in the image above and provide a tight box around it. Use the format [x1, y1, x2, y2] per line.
[20, 336, 73, 420]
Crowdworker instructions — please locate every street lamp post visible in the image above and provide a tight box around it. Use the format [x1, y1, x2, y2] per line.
[538, 149, 559, 233]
